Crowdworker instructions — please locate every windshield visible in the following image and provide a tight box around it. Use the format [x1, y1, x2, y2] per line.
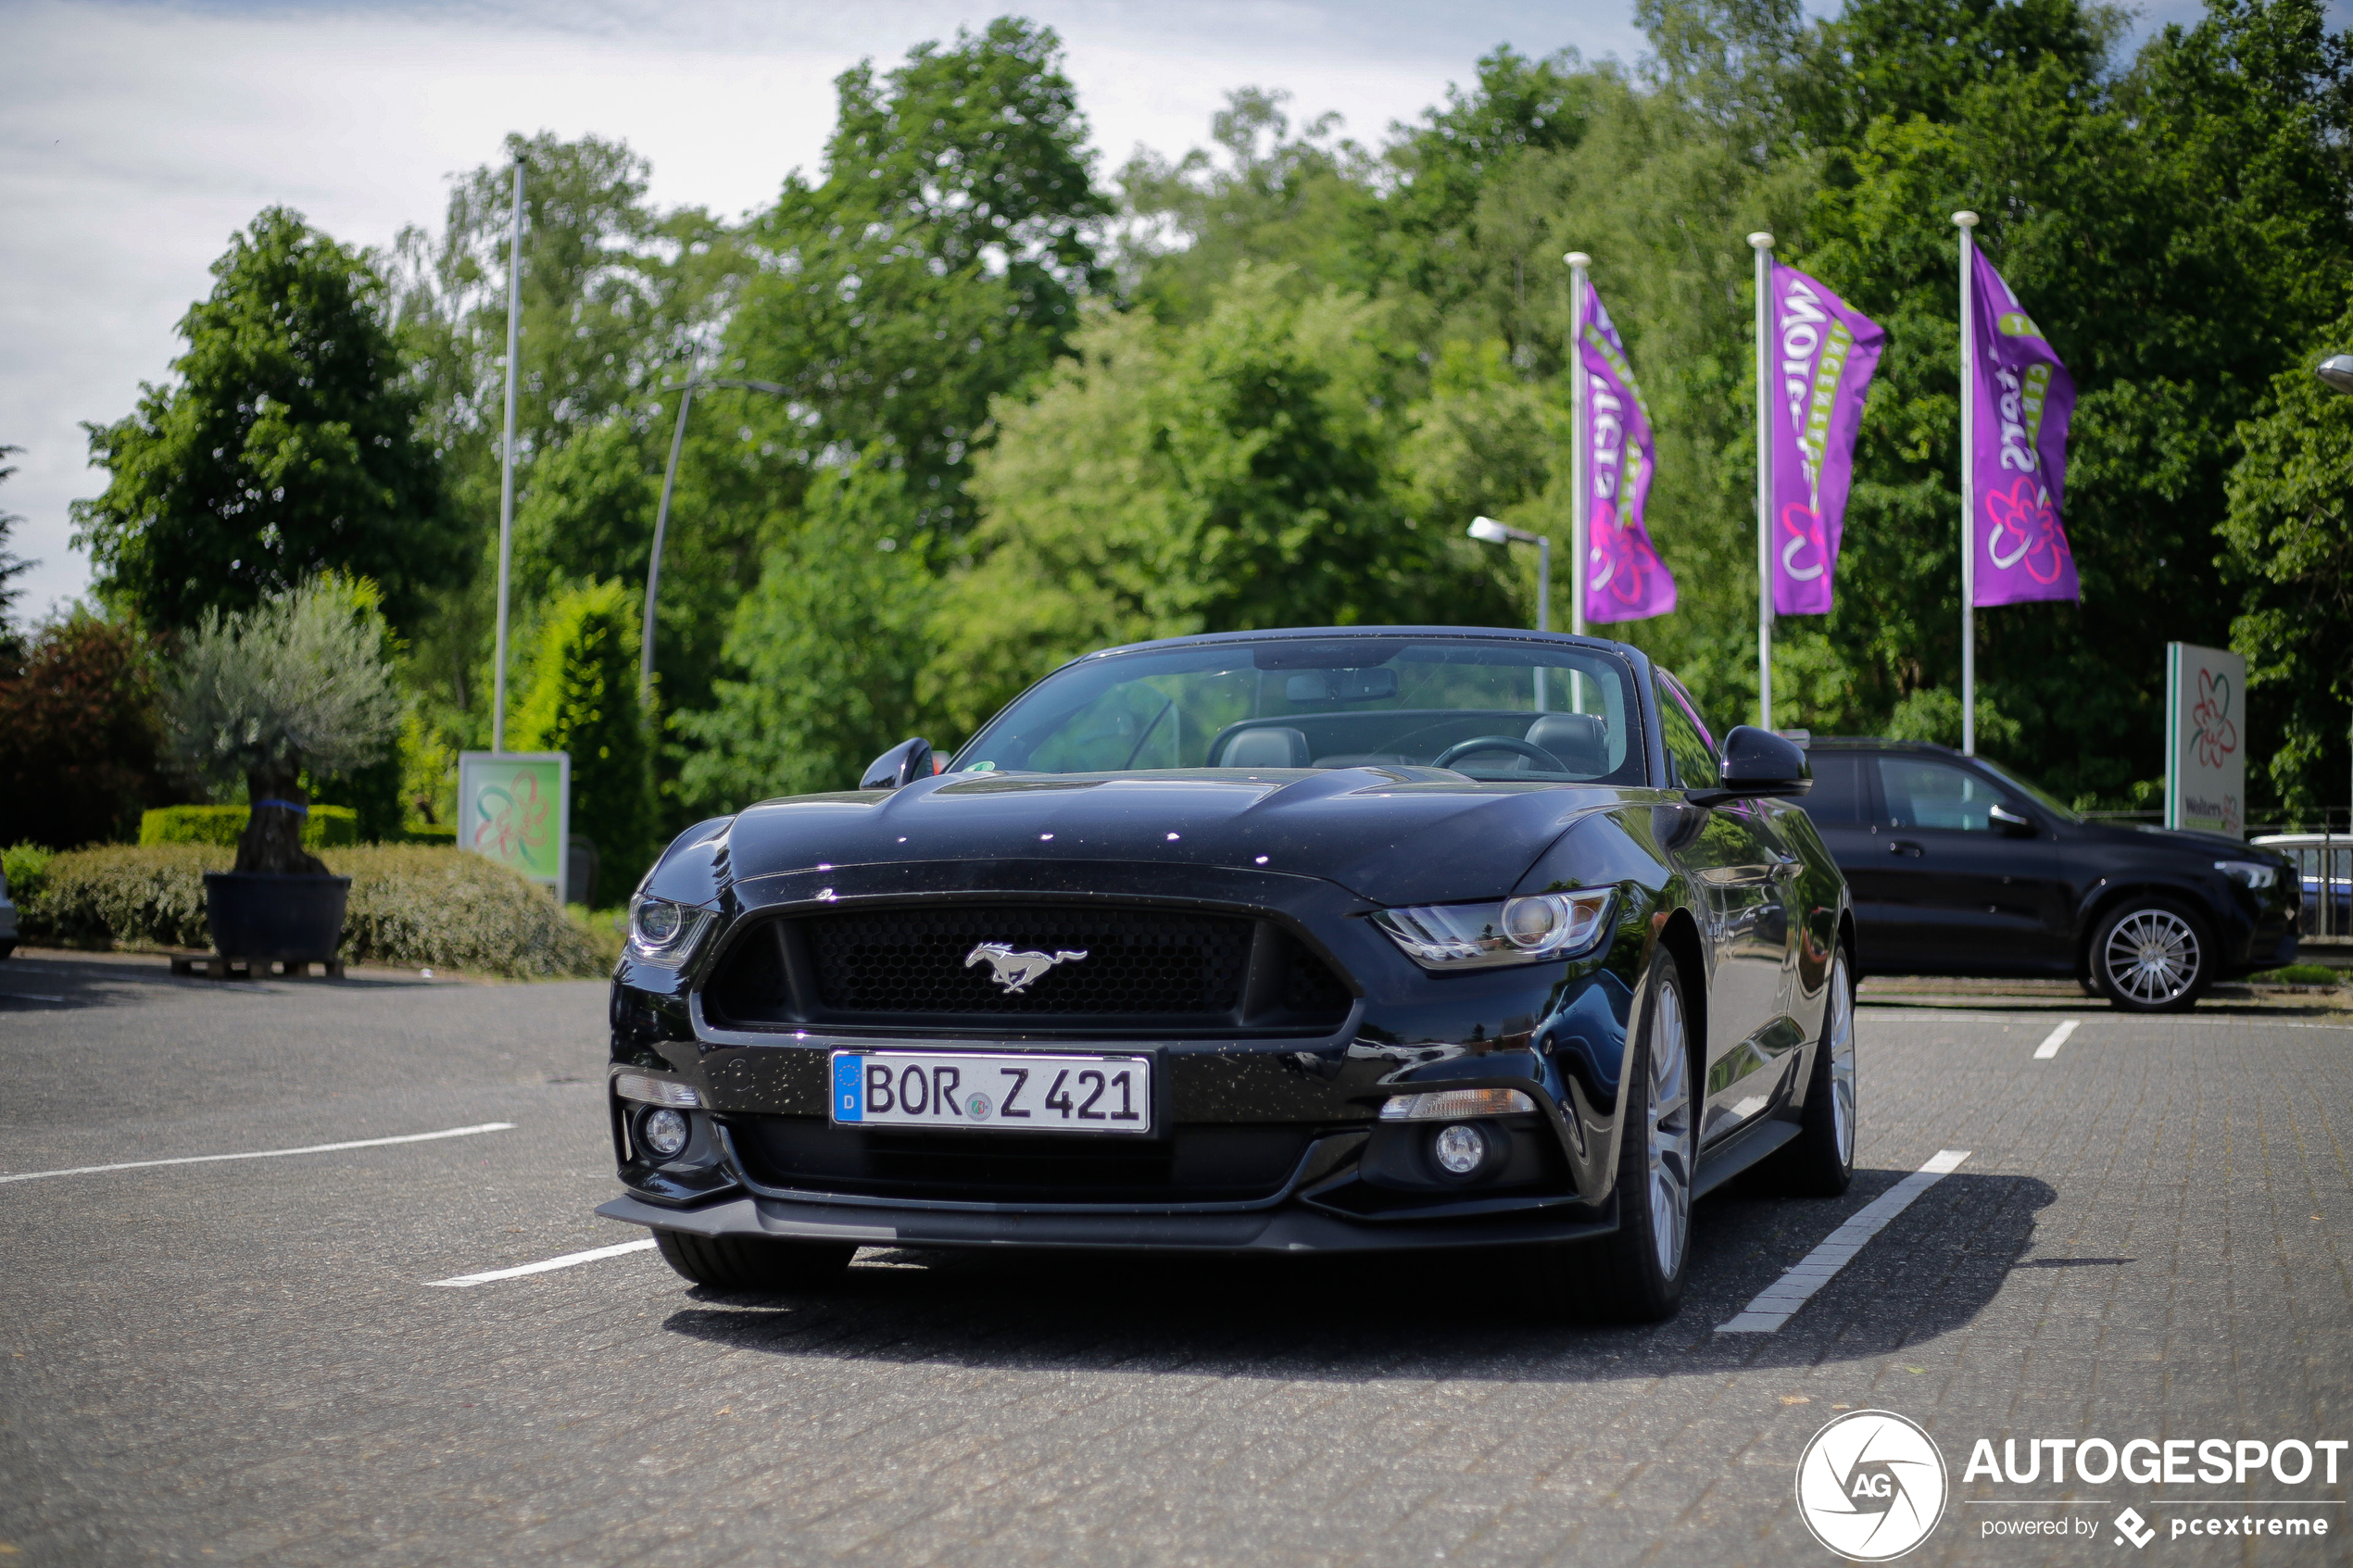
[1975, 757, 2083, 823]
[953, 636, 1645, 784]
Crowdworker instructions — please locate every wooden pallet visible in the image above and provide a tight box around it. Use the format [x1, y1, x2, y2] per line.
[168, 954, 346, 981]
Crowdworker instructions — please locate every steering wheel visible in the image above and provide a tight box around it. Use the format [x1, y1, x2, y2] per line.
[1433, 736, 1569, 772]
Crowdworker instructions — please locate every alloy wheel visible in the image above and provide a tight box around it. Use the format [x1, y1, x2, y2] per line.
[2103, 909, 2201, 1005]
[1645, 981, 1694, 1278]
[1826, 954, 1856, 1169]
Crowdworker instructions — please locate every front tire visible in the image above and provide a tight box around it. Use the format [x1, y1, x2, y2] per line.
[1539, 946, 1695, 1323]
[1771, 946, 1856, 1197]
[651, 1229, 857, 1293]
[2090, 897, 2210, 1012]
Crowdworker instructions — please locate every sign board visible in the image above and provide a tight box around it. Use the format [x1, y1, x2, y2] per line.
[457, 751, 571, 903]
[2164, 644, 2246, 839]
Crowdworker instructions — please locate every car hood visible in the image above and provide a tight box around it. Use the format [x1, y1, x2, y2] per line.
[671, 767, 1633, 909]
[2068, 820, 2293, 864]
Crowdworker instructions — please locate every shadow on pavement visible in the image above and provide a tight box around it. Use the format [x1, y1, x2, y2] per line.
[0, 950, 446, 1007]
[659, 1169, 2057, 1382]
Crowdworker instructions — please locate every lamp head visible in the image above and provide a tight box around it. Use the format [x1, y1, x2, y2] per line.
[2316, 355, 2353, 395]
[1467, 517, 1513, 545]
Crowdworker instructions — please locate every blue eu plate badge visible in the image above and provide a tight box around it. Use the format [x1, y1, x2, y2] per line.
[833, 1054, 864, 1123]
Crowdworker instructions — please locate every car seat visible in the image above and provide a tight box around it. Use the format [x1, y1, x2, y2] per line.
[1216, 726, 1313, 768]
[1523, 712, 1608, 776]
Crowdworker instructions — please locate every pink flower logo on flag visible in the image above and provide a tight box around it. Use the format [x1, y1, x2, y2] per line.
[1589, 500, 1661, 610]
[2192, 670, 2238, 769]
[1982, 477, 2072, 586]
[1779, 502, 1828, 583]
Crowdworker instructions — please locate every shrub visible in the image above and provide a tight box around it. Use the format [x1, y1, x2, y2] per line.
[4, 843, 56, 904]
[141, 804, 359, 849]
[27, 844, 221, 948]
[0, 610, 182, 847]
[514, 579, 656, 882]
[335, 846, 602, 977]
[19, 843, 604, 977]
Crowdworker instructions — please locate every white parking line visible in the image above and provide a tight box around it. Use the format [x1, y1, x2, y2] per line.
[427, 1238, 657, 1287]
[0, 1123, 516, 1185]
[1717, 1148, 1971, 1333]
[2033, 1019, 2080, 1060]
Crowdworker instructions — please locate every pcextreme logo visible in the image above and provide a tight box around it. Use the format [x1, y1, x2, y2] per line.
[1796, 1410, 1950, 1561]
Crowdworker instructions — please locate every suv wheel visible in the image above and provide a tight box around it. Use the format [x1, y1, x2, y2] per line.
[2089, 897, 2210, 1012]
[652, 1229, 857, 1292]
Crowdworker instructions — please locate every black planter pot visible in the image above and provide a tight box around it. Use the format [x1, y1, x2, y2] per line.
[203, 872, 352, 963]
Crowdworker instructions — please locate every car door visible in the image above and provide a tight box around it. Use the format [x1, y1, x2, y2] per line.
[1864, 752, 2071, 973]
[1798, 750, 1896, 971]
[1655, 673, 1802, 1146]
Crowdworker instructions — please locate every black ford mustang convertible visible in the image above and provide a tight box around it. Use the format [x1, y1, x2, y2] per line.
[598, 627, 1856, 1320]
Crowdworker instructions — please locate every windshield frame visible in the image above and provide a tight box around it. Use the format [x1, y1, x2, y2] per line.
[948, 632, 1651, 784]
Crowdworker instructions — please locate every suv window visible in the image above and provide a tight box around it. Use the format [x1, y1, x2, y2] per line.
[1655, 672, 1718, 791]
[1877, 757, 2014, 832]
[1799, 751, 1871, 826]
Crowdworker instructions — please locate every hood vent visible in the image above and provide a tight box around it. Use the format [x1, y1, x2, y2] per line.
[703, 900, 1353, 1036]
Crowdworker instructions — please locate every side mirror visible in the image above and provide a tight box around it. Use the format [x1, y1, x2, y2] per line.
[1687, 725, 1811, 807]
[861, 737, 937, 790]
[1989, 802, 2035, 835]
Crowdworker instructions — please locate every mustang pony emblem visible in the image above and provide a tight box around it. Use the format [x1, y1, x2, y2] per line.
[964, 943, 1089, 994]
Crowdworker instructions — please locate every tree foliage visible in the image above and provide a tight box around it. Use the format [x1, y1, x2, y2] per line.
[74, 209, 455, 633]
[512, 579, 657, 879]
[0, 610, 181, 849]
[163, 575, 400, 872]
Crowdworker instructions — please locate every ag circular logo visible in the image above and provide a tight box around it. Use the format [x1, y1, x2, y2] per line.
[1795, 1410, 1947, 1561]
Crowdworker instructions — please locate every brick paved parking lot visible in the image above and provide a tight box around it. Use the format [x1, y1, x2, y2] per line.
[1, 951, 2346, 1567]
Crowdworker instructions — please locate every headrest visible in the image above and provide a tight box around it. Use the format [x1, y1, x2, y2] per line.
[1218, 726, 1312, 769]
[1524, 712, 1609, 775]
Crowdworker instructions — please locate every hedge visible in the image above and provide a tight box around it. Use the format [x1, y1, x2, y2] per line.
[141, 804, 359, 850]
[20, 844, 608, 978]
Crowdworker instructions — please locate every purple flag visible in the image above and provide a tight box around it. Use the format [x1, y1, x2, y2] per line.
[1968, 250, 2079, 604]
[1579, 286, 1676, 623]
[1768, 262, 1884, 615]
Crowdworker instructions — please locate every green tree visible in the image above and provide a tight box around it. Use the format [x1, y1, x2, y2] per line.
[928, 266, 1512, 735]
[0, 609, 182, 847]
[162, 575, 401, 873]
[0, 445, 31, 638]
[677, 463, 936, 808]
[73, 208, 454, 633]
[513, 580, 657, 884]
[2221, 296, 2353, 821]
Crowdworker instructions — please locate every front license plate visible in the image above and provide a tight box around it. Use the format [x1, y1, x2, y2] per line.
[830, 1050, 1154, 1135]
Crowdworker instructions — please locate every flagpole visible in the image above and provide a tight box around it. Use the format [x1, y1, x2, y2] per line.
[1954, 210, 1980, 757]
[492, 156, 523, 754]
[1564, 252, 1591, 641]
[1748, 232, 1775, 731]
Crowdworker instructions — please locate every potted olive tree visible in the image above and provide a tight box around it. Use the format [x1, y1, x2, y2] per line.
[164, 577, 398, 970]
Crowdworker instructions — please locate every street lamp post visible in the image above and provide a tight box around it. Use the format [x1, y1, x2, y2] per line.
[639, 370, 793, 704]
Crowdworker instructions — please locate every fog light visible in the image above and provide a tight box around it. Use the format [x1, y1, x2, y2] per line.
[640, 1107, 690, 1160]
[1432, 1123, 1489, 1176]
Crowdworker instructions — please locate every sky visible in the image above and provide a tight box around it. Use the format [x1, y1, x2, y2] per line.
[0, 0, 2289, 618]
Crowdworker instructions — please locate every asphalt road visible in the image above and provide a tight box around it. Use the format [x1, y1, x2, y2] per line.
[1, 950, 2347, 1567]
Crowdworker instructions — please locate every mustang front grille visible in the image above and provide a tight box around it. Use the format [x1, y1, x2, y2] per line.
[703, 902, 1353, 1035]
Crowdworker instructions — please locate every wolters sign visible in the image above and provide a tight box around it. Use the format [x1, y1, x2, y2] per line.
[2164, 644, 2246, 839]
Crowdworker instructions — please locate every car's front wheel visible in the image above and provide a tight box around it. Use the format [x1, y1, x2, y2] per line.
[2089, 897, 2210, 1012]
[1541, 946, 1694, 1322]
[651, 1229, 858, 1292]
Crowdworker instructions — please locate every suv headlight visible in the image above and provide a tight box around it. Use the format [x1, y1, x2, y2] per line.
[1372, 890, 1616, 971]
[2215, 860, 2278, 891]
[627, 895, 712, 967]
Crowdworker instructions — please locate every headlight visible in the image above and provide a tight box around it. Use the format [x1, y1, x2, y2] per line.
[627, 895, 711, 966]
[2216, 860, 2278, 891]
[1371, 890, 1616, 970]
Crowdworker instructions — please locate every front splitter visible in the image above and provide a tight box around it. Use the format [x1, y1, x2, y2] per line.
[595, 1191, 1614, 1254]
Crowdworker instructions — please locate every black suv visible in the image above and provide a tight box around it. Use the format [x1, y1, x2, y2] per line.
[1793, 739, 2298, 1010]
